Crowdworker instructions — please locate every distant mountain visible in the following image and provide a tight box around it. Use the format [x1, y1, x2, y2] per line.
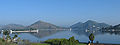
[102, 24, 120, 30]
[0, 25, 3, 29]
[70, 20, 110, 30]
[114, 24, 120, 29]
[0, 20, 67, 30]
[70, 22, 83, 29]
[27, 20, 65, 29]
[28, 20, 66, 38]
[1, 24, 25, 30]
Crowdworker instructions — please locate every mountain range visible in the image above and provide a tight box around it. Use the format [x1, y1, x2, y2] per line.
[0, 24, 25, 30]
[102, 24, 120, 30]
[70, 20, 110, 30]
[0, 20, 65, 30]
[0, 20, 111, 31]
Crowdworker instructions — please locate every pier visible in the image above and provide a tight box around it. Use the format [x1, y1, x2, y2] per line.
[10, 30, 39, 34]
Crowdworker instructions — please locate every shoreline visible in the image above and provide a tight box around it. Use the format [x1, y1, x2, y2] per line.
[79, 42, 120, 45]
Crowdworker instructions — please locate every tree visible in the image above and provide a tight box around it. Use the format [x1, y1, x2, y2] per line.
[89, 33, 95, 43]
[68, 36, 79, 45]
[3, 30, 10, 35]
[45, 36, 80, 45]
[69, 36, 75, 41]
[6, 35, 11, 42]
[3, 30, 10, 41]
[13, 34, 18, 39]
[60, 39, 69, 45]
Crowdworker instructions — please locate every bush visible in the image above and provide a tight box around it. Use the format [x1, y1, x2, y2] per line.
[31, 43, 50, 45]
[44, 36, 80, 45]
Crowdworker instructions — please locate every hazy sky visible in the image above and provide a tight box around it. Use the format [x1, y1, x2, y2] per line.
[0, 0, 120, 27]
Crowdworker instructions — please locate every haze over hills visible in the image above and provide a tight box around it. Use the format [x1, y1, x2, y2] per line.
[70, 20, 110, 30]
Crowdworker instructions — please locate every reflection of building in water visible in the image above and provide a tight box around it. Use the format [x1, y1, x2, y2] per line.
[0, 30, 39, 34]
[10, 30, 39, 34]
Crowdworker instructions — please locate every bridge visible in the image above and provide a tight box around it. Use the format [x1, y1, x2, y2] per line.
[1, 30, 39, 34]
[1, 28, 72, 34]
[10, 30, 39, 34]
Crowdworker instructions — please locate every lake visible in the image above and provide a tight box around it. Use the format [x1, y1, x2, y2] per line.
[1, 30, 120, 44]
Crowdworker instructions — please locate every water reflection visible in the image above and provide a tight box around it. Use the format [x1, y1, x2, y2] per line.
[30, 30, 61, 38]
[33, 30, 120, 44]
[71, 30, 120, 44]
[1, 30, 120, 44]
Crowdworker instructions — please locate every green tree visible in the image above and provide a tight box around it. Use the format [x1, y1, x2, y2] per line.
[3, 30, 10, 35]
[3, 30, 10, 41]
[89, 33, 95, 43]
[13, 34, 18, 39]
[44, 36, 80, 45]
[68, 36, 79, 45]
[60, 39, 69, 45]
[69, 36, 75, 45]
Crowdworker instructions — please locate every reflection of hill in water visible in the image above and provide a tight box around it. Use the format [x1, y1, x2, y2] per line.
[31, 30, 120, 38]
[71, 30, 106, 37]
[31, 30, 61, 38]
[101, 31, 120, 35]
[72, 30, 120, 37]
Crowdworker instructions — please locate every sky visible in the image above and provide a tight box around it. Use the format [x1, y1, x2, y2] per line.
[0, 0, 120, 27]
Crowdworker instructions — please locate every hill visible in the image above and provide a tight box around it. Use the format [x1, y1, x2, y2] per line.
[102, 24, 120, 30]
[1, 24, 25, 30]
[27, 20, 66, 29]
[70, 20, 110, 30]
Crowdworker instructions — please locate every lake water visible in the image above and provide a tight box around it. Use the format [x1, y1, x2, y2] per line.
[1, 30, 120, 44]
